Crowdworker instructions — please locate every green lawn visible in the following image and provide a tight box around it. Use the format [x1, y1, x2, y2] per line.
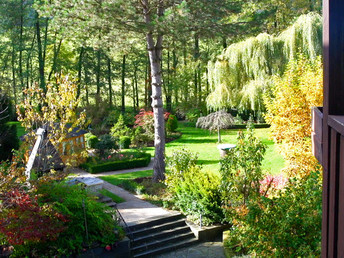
[144, 122, 285, 175]
[6, 121, 26, 138]
[100, 170, 153, 186]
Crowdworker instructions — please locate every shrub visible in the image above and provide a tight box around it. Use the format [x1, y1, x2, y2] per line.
[119, 136, 131, 149]
[81, 153, 151, 174]
[95, 134, 117, 156]
[172, 166, 223, 225]
[165, 148, 198, 190]
[166, 149, 223, 225]
[36, 182, 120, 255]
[131, 126, 153, 147]
[185, 108, 201, 123]
[166, 114, 178, 132]
[110, 114, 130, 139]
[225, 171, 322, 257]
[85, 133, 99, 149]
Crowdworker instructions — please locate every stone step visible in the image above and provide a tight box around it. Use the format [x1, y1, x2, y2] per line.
[97, 196, 112, 203]
[131, 219, 186, 239]
[128, 213, 183, 232]
[104, 201, 117, 208]
[131, 225, 191, 247]
[132, 237, 199, 258]
[131, 231, 195, 254]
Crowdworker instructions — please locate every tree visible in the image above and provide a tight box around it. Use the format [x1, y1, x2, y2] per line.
[196, 110, 235, 143]
[264, 56, 323, 176]
[17, 76, 88, 174]
[42, 0, 250, 182]
[207, 13, 322, 112]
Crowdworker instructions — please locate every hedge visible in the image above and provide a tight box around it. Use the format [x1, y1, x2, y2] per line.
[81, 153, 151, 174]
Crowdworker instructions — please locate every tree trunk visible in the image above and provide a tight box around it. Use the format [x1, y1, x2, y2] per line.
[166, 49, 172, 112]
[134, 65, 139, 110]
[19, 1, 24, 99]
[76, 47, 84, 99]
[172, 48, 178, 106]
[26, 33, 36, 90]
[11, 44, 17, 105]
[144, 57, 148, 108]
[48, 38, 63, 82]
[107, 56, 113, 108]
[121, 54, 126, 114]
[96, 49, 101, 106]
[35, 12, 46, 92]
[218, 128, 221, 143]
[143, 0, 166, 182]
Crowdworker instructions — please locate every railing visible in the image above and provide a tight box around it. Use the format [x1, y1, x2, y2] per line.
[312, 107, 344, 257]
[114, 205, 133, 241]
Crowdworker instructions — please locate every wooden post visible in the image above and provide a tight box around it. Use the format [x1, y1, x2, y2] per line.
[322, 1, 344, 256]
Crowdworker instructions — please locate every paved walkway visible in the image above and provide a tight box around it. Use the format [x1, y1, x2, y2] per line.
[70, 164, 226, 257]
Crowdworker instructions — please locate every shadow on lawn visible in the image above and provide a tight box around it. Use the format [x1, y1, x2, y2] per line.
[197, 159, 219, 166]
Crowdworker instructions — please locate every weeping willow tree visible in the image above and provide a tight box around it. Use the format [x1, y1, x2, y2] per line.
[207, 12, 322, 112]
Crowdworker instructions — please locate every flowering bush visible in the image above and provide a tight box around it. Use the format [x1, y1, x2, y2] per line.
[259, 174, 288, 197]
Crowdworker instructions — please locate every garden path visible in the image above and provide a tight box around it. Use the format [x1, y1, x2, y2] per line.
[70, 160, 177, 227]
[71, 165, 226, 258]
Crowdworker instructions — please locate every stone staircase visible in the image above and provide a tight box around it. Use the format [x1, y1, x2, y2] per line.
[128, 214, 199, 257]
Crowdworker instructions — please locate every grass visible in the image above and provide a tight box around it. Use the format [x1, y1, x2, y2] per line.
[143, 121, 285, 175]
[98, 188, 125, 203]
[6, 121, 26, 138]
[100, 170, 153, 186]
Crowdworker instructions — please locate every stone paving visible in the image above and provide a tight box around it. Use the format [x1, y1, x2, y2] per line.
[70, 164, 227, 257]
[154, 237, 225, 258]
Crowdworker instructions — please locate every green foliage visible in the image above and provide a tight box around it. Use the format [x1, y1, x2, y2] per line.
[98, 189, 125, 203]
[225, 171, 322, 256]
[165, 148, 198, 190]
[185, 108, 202, 123]
[172, 166, 224, 225]
[81, 153, 151, 174]
[95, 134, 117, 156]
[207, 13, 322, 111]
[220, 128, 266, 219]
[36, 182, 120, 255]
[119, 136, 131, 149]
[166, 149, 223, 225]
[131, 126, 152, 148]
[166, 114, 178, 133]
[85, 133, 99, 149]
[110, 114, 130, 139]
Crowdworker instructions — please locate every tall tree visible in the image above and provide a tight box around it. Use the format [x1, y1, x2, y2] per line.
[41, 0, 266, 181]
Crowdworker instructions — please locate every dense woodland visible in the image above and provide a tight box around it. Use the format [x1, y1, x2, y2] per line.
[0, 0, 321, 113]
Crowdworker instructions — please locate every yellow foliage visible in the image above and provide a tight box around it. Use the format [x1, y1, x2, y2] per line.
[264, 56, 323, 176]
[16, 76, 88, 174]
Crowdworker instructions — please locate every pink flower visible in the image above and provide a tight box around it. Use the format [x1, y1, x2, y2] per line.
[105, 245, 111, 251]
[260, 174, 288, 197]
[108, 155, 111, 159]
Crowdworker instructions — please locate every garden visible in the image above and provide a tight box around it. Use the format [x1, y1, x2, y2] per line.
[0, 1, 324, 257]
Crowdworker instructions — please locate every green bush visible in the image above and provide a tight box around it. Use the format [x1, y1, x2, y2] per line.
[172, 166, 223, 225]
[10, 182, 122, 257]
[95, 134, 117, 156]
[85, 133, 99, 149]
[119, 136, 131, 149]
[110, 114, 130, 139]
[185, 108, 201, 123]
[166, 114, 178, 132]
[225, 171, 322, 257]
[81, 153, 151, 173]
[165, 149, 223, 225]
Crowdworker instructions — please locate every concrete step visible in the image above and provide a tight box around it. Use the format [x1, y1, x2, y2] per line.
[131, 225, 191, 247]
[128, 213, 183, 232]
[132, 238, 199, 258]
[104, 201, 117, 208]
[131, 219, 187, 239]
[97, 196, 112, 203]
[131, 231, 195, 254]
